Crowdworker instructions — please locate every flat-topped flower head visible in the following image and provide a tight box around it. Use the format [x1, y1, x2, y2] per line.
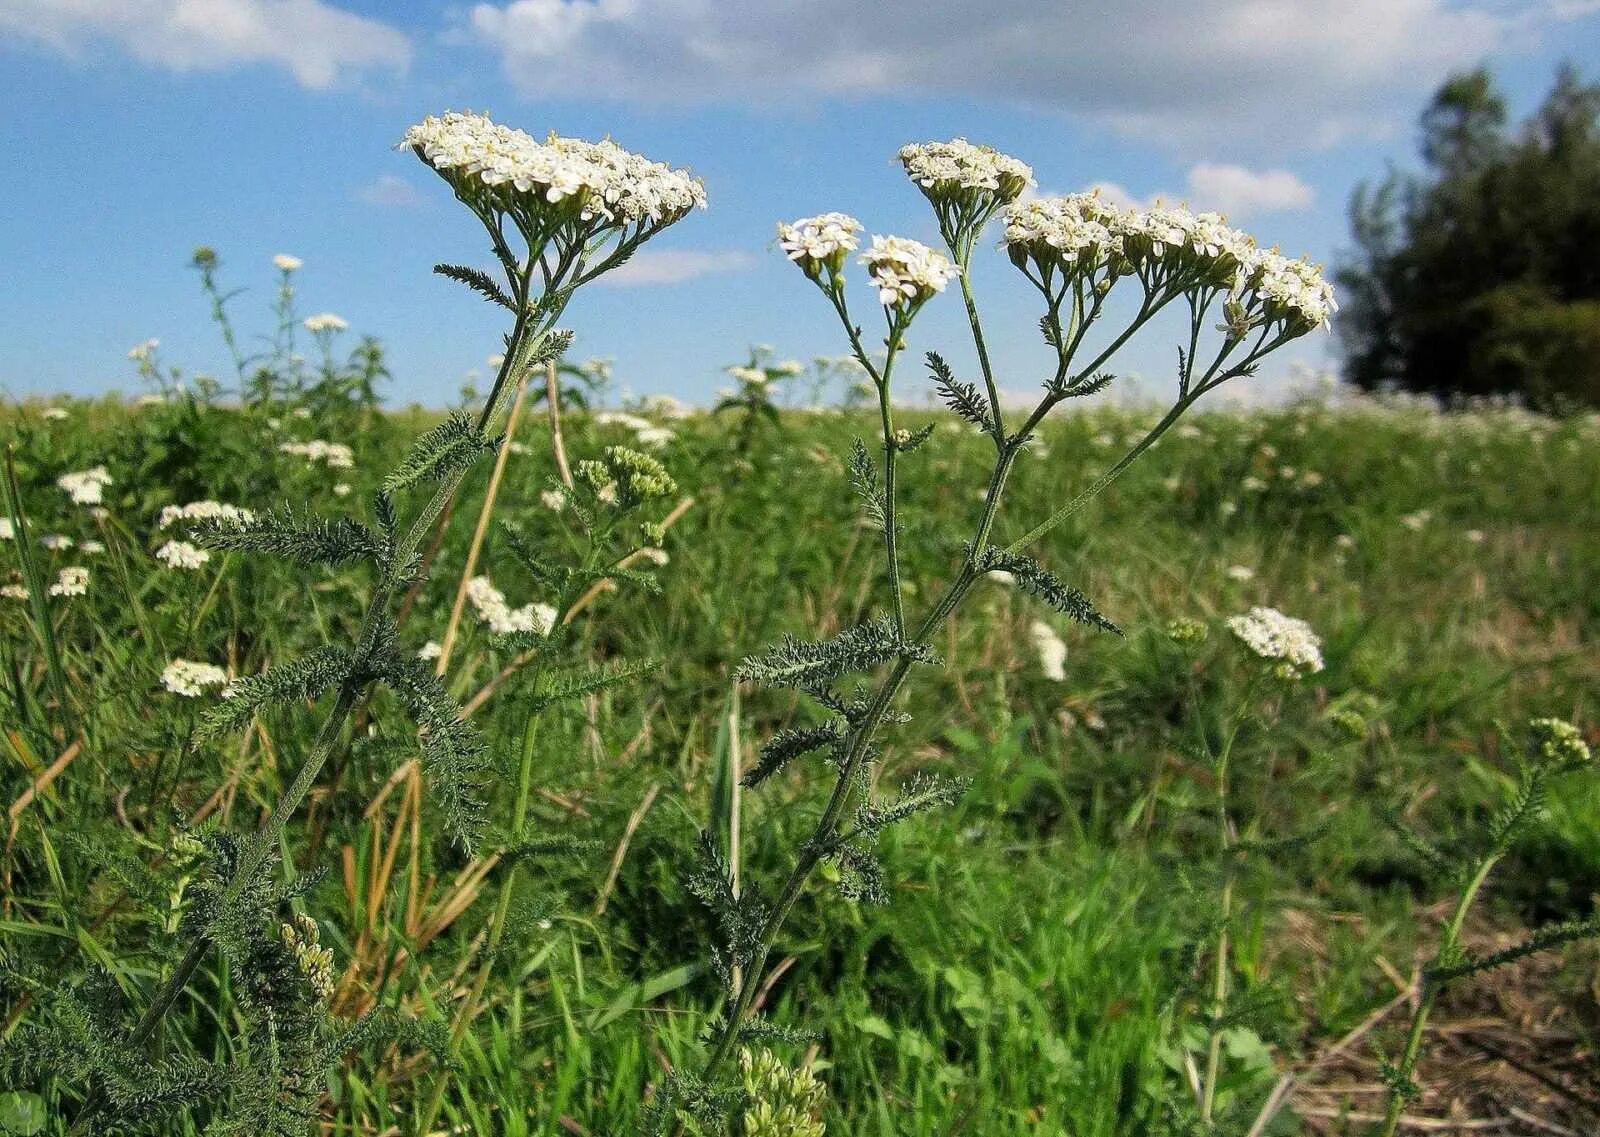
[401, 111, 706, 231]
[1242, 249, 1337, 334]
[898, 138, 1034, 207]
[1227, 605, 1324, 678]
[1529, 716, 1590, 771]
[49, 567, 90, 598]
[1002, 193, 1125, 279]
[162, 658, 229, 697]
[777, 212, 862, 279]
[155, 540, 211, 570]
[859, 235, 960, 310]
[303, 313, 348, 334]
[273, 254, 303, 272]
[577, 445, 677, 509]
[57, 466, 113, 506]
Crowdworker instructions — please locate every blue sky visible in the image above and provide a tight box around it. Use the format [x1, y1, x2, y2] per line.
[2, 0, 1598, 408]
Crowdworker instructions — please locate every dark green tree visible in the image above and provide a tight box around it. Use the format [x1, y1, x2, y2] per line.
[1338, 63, 1600, 407]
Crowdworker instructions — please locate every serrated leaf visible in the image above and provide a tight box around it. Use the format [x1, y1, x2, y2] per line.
[927, 351, 994, 433]
[434, 263, 515, 310]
[383, 411, 497, 493]
[972, 545, 1120, 634]
[196, 509, 386, 568]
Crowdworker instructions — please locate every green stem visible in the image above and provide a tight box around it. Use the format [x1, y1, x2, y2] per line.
[70, 299, 555, 1136]
[3, 447, 74, 738]
[954, 243, 1006, 445]
[1377, 852, 1500, 1137]
[1199, 697, 1248, 1125]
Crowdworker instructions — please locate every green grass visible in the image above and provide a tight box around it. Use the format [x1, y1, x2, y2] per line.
[1, 390, 1597, 1135]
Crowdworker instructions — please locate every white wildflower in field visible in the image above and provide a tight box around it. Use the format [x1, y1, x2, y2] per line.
[417, 641, 443, 660]
[540, 489, 566, 511]
[988, 569, 1016, 585]
[280, 440, 355, 469]
[1242, 475, 1268, 492]
[1030, 620, 1068, 681]
[334, 483, 352, 497]
[1, 583, 28, 600]
[57, 466, 113, 506]
[1465, 529, 1485, 544]
[1244, 249, 1338, 331]
[49, 567, 89, 597]
[777, 212, 862, 275]
[635, 426, 674, 448]
[161, 659, 229, 697]
[155, 540, 210, 570]
[80, 540, 104, 555]
[1227, 606, 1324, 677]
[465, 575, 556, 637]
[774, 359, 805, 376]
[303, 313, 348, 334]
[0, 518, 12, 540]
[402, 111, 706, 225]
[42, 407, 68, 420]
[1399, 509, 1431, 531]
[1226, 564, 1256, 581]
[39, 534, 73, 551]
[898, 138, 1033, 203]
[1336, 534, 1356, 549]
[273, 253, 302, 272]
[158, 501, 255, 529]
[128, 339, 158, 361]
[859, 236, 960, 308]
[1219, 500, 1238, 517]
[727, 366, 768, 385]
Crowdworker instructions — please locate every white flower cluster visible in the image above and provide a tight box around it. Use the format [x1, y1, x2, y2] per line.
[897, 138, 1033, 202]
[279, 440, 355, 469]
[777, 212, 862, 272]
[274, 253, 303, 272]
[859, 236, 961, 308]
[465, 575, 557, 637]
[128, 339, 159, 362]
[2, 582, 28, 600]
[303, 312, 348, 334]
[161, 658, 229, 697]
[1227, 606, 1324, 677]
[40, 534, 73, 551]
[1029, 620, 1068, 681]
[594, 411, 674, 448]
[57, 466, 113, 506]
[49, 567, 89, 597]
[402, 111, 707, 227]
[1001, 192, 1335, 331]
[726, 365, 769, 386]
[158, 501, 255, 529]
[0, 518, 12, 540]
[155, 540, 211, 570]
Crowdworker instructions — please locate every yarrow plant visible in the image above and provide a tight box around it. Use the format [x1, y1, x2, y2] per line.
[13, 110, 704, 1136]
[649, 139, 1335, 1132]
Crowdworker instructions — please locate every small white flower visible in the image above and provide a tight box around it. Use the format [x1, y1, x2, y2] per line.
[333, 483, 352, 497]
[279, 440, 355, 469]
[988, 569, 1016, 585]
[39, 534, 73, 551]
[156, 540, 210, 570]
[273, 253, 303, 272]
[42, 406, 69, 421]
[1399, 510, 1431, 531]
[540, 489, 566, 511]
[897, 138, 1033, 204]
[1225, 564, 1256, 582]
[859, 235, 960, 308]
[49, 567, 89, 597]
[1030, 620, 1068, 681]
[417, 641, 443, 660]
[80, 540, 105, 555]
[127, 339, 159, 362]
[0, 518, 12, 540]
[57, 466, 113, 506]
[158, 501, 254, 529]
[465, 576, 556, 637]
[303, 313, 349, 334]
[1464, 529, 1485, 544]
[161, 659, 229, 697]
[1335, 534, 1356, 550]
[1227, 606, 1324, 677]
[777, 212, 862, 271]
[1, 583, 28, 600]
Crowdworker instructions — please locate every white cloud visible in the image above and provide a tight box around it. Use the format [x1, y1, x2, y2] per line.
[599, 249, 754, 287]
[357, 173, 423, 207]
[461, 0, 1542, 149]
[0, 0, 411, 89]
[1182, 163, 1313, 217]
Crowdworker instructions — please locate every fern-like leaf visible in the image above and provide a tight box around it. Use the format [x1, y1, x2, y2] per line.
[927, 351, 994, 433]
[972, 546, 1120, 633]
[197, 509, 386, 568]
[202, 646, 353, 735]
[434, 263, 515, 310]
[383, 411, 497, 493]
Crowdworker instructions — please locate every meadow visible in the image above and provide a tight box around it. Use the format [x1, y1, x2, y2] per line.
[2, 372, 1597, 1135]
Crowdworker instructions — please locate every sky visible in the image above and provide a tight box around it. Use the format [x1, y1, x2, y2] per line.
[2, 0, 1598, 409]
